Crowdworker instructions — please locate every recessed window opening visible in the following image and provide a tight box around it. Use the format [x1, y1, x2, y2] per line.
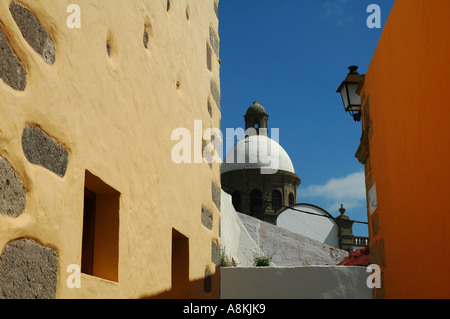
[172, 229, 189, 298]
[289, 192, 295, 206]
[81, 170, 120, 282]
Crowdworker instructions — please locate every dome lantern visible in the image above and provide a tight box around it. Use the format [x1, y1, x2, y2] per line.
[244, 101, 269, 137]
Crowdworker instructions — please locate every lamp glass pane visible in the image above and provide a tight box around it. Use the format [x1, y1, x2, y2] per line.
[339, 84, 349, 109]
[348, 82, 361, 108]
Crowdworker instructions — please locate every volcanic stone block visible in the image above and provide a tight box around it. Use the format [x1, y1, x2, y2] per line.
[211, 240, 221, 266]
[379, 239, 386, 268]
[211, 182, 221, 210]
[0, 239, 58, 299]
[9, 2, 56, 65]
[0, 156, 26, 218]
[206, 42, 212, 71]
[210, 80, 220, 110]
[0, 28, 27, 91]
[209, 27, 219, 57]
[372, 213, 379, 237]
[22, 125, 69, 177]
[201, 207, 213, 230]
[370, 241, 379, 266]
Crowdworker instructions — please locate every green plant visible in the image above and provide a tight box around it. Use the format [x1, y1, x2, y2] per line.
[219, 248, 233, 267]
[252, 250, 272, 267]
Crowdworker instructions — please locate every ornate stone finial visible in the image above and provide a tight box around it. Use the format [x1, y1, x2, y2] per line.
[339, 204, 346, 215]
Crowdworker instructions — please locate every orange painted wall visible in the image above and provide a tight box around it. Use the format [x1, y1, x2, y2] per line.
[363, 0, 450, 298]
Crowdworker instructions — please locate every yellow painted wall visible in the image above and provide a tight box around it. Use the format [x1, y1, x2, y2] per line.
[0, 0, 221, 298]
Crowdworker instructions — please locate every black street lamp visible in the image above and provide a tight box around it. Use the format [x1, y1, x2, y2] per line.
[337, 66, 363, 122]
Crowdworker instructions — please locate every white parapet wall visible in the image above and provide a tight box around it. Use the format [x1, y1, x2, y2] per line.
[220, 266, 372, 299]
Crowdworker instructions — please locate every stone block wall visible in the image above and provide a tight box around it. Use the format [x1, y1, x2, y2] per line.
[0, 0, 221, 299]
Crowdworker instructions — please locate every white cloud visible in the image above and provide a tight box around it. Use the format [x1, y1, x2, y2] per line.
[300, 171, 366, 212]
[321, 0, 354, 26]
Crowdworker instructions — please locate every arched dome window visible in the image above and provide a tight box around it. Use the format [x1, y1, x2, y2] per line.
[289, 192, 295, 206]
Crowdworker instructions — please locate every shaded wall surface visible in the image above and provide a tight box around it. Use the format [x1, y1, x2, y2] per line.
[220, 266, 372, 299]
[361, 0, 450, 298]
[0, 0, 221, 299]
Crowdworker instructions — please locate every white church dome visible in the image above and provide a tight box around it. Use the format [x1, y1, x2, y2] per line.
[221, 134, 296, 174]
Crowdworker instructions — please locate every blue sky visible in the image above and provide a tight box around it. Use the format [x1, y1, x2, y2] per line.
[218, 0, 395, 236]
